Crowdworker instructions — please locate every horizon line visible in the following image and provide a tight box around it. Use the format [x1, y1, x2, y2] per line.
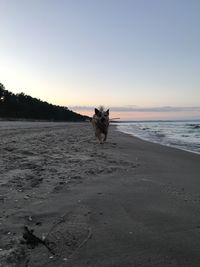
[70, 106, 200, 113]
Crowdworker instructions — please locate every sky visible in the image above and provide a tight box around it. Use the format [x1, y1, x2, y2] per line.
[0, 0, 200, 120]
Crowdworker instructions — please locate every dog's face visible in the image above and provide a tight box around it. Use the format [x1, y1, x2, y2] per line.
[95, 108, 109, 123]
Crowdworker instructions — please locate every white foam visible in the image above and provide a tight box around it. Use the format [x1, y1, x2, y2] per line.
[116, 121, 200, 155]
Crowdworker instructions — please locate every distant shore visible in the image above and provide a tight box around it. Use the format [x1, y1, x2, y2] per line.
[1, 121, 200, 266]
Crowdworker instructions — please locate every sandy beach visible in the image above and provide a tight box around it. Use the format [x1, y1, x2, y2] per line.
[1, 121, 200, 267]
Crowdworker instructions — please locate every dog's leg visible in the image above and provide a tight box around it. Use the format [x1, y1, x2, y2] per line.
[103, 128, 109, 142]
[95, 130, 103, 144]
[98, 134, 103, 144]
[103, 132, 107, 142]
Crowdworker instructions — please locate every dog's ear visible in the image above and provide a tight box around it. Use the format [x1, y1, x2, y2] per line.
[95, 108, 100, 115]
[106, 109, 109, 115]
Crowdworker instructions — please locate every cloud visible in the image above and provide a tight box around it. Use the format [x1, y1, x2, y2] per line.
[70, 106, 200, 113]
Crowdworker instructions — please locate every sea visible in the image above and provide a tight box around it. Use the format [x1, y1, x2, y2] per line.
[116, 121, 200, 155]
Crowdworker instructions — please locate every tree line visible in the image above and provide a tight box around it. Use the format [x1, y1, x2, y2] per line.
[0, 83, 89, 121]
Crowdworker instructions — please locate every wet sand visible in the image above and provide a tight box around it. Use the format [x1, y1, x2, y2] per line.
[0, 121, 200, 266]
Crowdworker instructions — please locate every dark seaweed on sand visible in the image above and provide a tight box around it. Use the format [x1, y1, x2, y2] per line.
[22, 226, 55, 254]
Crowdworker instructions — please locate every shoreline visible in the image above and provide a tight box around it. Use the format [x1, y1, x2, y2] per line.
[1, 122, 200, 266]
[115, 121, 200, 156]
[117, 127, 200, 156]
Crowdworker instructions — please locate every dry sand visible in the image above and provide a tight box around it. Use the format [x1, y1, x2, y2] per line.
[0, 121, 200, 267]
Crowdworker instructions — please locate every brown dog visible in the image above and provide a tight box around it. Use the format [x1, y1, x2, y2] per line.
[92, 107, 109, 143]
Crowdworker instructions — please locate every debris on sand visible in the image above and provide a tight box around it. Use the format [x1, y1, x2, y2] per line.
[22, 226, 55, 255]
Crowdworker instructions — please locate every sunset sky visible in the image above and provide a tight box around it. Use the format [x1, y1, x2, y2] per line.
[1, 0, 200, 120]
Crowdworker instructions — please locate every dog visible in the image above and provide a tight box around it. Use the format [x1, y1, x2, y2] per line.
[92, 107, 109, 143]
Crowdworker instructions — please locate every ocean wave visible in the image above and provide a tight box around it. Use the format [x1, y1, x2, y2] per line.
[117, 121, 200, 155]
[187, 124, 200, 129]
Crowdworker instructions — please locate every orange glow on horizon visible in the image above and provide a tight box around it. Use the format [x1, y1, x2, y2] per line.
[74, 109, 200, 121]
